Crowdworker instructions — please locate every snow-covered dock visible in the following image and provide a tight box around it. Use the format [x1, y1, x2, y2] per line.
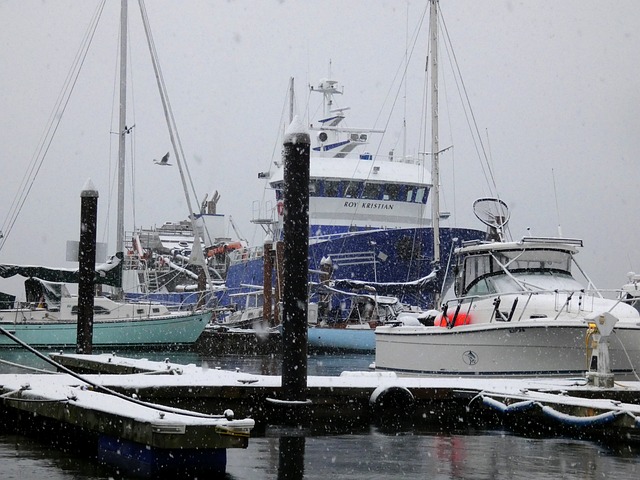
[47, 353, 640, 443]
[0, 362, 254, 477]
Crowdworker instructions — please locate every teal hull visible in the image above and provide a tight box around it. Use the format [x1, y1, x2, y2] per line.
[0, 312, 210, 348]
[307, 326, 375, 352]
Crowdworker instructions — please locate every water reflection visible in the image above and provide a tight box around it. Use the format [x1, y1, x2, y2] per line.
[278, 436, 305, 480]
[1, 350, 640, 479]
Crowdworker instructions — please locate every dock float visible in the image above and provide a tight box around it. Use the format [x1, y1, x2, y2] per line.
[0, 366, 254, 477]
[48, 353, 640, 443]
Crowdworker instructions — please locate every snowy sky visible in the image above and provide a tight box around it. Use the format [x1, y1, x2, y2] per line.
[1, 0, 639, 299]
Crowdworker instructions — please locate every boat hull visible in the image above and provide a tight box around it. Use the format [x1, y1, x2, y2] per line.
[224, 226, 485, 309]
[375, 321, 640, 378]
[307, 325, 375, 352]
[0, 311, 210, 348]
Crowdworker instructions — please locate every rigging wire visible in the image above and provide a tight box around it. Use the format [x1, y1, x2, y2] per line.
[439, 9, 499, 199]
[138, 0, 199, 212]
[138, 0, 215, 294]
[0, 0, 107, 252]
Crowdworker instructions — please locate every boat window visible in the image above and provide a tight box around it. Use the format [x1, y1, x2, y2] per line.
[309, 179, 320, 196]
[462, 248, 575, 294]
[462, 254, 497, 292]
[272, 181, 284, 200]
[152, 307, 161, 313]
[465, 277, 496, 297]
[414, 187, 426, 204]
[383, 183, 403, 201]
[495, 249, 573, 274]
[343, 181, 362, 198]
[362, 182, 381, 200]
[70, 305, 111, 315]
[492, 272, 580, 293]
[137, 308, 145, 314]
[406, 187, 415, 202]
[324, 180, 341, 197]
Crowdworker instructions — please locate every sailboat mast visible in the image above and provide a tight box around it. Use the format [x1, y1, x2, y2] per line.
[116, 0, 128, 260]
[430, 0, 441, 304]
[114, 0, 128, 299]
[288, 77, 295, 123]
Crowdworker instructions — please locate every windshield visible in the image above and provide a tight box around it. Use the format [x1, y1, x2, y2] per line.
[461, 248, 575, 295]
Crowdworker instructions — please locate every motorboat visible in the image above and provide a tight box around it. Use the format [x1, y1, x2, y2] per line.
[375, 198, 640, 378]
[307, 291, 424, 352]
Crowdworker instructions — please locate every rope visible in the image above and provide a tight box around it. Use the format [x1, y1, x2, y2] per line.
[0, 1, 107, 252]
[0, 326, 226, 420]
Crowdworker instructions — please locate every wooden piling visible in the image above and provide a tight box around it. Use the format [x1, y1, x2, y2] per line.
[77, 180, 99, 354]
[281, 117, 310, 406]
[263, 236, 273, 326]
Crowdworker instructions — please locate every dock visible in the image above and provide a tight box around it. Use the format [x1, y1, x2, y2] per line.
[46, 352, 640, 442]
[0, 359, 254, 477]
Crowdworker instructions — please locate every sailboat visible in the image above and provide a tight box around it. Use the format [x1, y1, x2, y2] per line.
[374, 1, 640, 378]
[0, 0, 210, 349]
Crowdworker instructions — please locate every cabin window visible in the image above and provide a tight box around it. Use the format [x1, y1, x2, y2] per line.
[343, 181, 362, 198]
[136, 308, 145, 315]
[362, 182, 381, 200]
[272, 181, 284, 200]
[71, 305, 111, 315]
[152, 307, 161, 314]
[466, 278, 496, 297]
[383, 183, 403, 201]
[462, 254, 495, 293]
[309, 180, 320, 196]
[495, 249, 573, 274]
[414, 187, 426, 204]
[406, 187, 414, 202]
[324, 180, 341, 197]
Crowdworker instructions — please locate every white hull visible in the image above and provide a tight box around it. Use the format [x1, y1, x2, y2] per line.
[375, 321, 640, 378]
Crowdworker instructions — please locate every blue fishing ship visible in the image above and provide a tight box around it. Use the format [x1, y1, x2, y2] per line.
[222, 78, 484, 313]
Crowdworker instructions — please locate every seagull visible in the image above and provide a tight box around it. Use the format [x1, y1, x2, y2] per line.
[153, 152, 171, 166]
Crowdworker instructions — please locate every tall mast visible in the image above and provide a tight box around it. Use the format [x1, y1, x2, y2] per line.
[288, 77, 295, 123]
[115, 0, 128, 298]
[430, 0, 441, 305]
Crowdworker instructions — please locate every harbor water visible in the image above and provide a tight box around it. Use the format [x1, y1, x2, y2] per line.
[1, 350, 640, 479]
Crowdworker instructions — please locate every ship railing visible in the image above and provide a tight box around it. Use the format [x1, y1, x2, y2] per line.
[325, 251, 377, 268]
[442, 287, 619, 326]
[310, 228, 390, 243]
[228, 245, 265, 265]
